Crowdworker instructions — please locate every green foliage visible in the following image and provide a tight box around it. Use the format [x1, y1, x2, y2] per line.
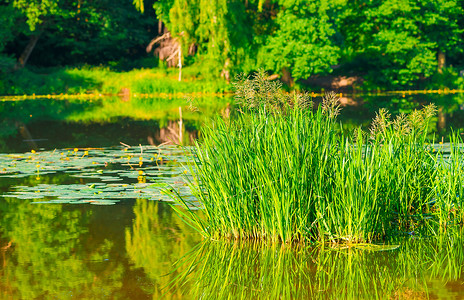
[261, 0, 343, 81]
[424, 67, 464, 90]
[2, 0, 156, 67]
[133, 0, 144, 13]
[2, 0, 464, 89]
[154, 0, 269, 78]
[152, 0, 464, 88]
[338, 0, 464, 87]
[8, 0, 59, 31]
[0, 4, 20, 52]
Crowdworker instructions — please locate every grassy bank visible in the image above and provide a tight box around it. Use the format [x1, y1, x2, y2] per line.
[0, 65, 231, 96]
[1, 62, 462, 96]
[172, 72, 464, 244]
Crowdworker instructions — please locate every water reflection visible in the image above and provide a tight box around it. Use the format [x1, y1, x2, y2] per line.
[1, 93, 464, 153]
[125, 199, 201, 299]
[338, 93, 464, 141]
[0, 96, 230, 153]
[0, 192, 147, 298]
[0, 197, 93, 298]
[165, 229, 464, 299]
[0, 186, 462, 298]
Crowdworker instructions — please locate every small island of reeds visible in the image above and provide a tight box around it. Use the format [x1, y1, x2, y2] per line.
[171, 71, 464, 244]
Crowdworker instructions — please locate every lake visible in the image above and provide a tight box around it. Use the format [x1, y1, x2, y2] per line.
[1, 93, 464, 299]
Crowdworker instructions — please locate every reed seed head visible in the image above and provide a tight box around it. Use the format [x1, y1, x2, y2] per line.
[369, 108, 390, 141]
[321, 91, 341, 119]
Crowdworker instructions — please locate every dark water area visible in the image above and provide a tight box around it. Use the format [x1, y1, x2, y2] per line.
[0, 96, 230, 153]
[338, 92, 464, 141]
[1, 94, 464, 299]
[1, 92, 463, 153]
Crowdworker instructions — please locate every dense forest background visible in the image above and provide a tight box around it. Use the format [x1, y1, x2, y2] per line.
[1, 0, 464, 90]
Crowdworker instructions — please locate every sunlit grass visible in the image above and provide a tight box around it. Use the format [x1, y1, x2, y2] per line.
[171, 71, 464, 244]
[1, 65, 231, 95]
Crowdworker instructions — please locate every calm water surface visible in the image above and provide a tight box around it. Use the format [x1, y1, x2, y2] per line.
[1, 94, 464, 299]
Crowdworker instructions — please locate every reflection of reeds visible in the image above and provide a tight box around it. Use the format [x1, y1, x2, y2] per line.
[170, 71, 464, 244]
[125, 199, 202, 299]
[167, 229, 464, 299]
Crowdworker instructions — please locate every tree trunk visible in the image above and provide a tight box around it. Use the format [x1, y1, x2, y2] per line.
[14, 33, 41, 70]
[437, 50, 446, 74]
[158, 20, 163, 35]
[281, 67, 294, 87]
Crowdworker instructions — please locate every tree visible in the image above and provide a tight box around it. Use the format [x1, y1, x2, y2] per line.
[4, 0, 59, 69]
[417, 0, 464, 72]
[0, 4, 19, 53]
[338, 0, 464, 87]
[3, 0, 156, 69]
[152, 0, 347, 83]
[260, 0, 344, 85]
[153, 0, 267, 79]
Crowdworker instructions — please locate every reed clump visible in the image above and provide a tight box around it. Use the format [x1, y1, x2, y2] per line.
[172, 71, 464, 244]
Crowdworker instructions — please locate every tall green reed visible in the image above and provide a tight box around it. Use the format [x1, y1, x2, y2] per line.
[433, 132, 464, 228]
[171, 71, 464, 244]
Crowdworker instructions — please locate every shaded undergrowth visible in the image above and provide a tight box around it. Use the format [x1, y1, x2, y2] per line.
[172, 71, 464, 244]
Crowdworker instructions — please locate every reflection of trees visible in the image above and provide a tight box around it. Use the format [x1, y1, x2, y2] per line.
[0, 195, 126, 298]
[0, 99, 99, 152]
[125, 199, 201, 299]
[169, 229, 464, 299]
[0, 96, 229, 152]
[0, 197, 91, 298]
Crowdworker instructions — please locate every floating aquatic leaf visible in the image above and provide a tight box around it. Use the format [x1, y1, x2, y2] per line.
[0, 174, 28, 178]
[101, 178, 124, 182]
[9, 193, 45, 199]
[32, 200, 76, 204]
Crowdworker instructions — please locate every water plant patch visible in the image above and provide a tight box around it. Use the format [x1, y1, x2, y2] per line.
[0, 146, 195, 205]
[169, 72, 464, 244]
